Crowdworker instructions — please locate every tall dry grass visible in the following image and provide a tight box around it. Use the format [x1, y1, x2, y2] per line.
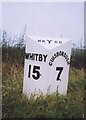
[2, 62, 84, 118]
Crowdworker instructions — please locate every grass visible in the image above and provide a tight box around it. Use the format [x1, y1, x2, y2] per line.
[2, 63, 85, 118]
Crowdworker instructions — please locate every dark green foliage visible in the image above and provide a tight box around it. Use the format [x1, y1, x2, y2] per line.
[70, 48, 85, 69]
[2, 46, 25, 66]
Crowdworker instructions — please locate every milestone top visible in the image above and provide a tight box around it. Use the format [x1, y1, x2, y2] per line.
[25, 36, 71, 50]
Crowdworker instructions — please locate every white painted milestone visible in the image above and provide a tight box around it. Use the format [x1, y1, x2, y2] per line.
[23, 36, 72, 96]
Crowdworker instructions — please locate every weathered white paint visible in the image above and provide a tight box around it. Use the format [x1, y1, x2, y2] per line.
[23, 36, 72, 96]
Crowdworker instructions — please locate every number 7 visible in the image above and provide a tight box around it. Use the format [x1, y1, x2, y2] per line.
[56, 67, 63, 81]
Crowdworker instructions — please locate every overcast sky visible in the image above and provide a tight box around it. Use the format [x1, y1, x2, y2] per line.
[2, 2, 84, 47]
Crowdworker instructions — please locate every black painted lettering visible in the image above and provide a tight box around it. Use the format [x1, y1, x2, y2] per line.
[43, 55, 48, 62]
[59, 41, 62, 44]
[38, 40, 41, 42]
[25, 53, 48, 62]
[49, 51, 70, 66]
[42, 40, 45, 43]
[56, 67, 63, 81]
[54, 41, 58, 44]
[39, 54, 43, 61]
[54, 53, 58, 58]
[35, 54, 38, 61]
[49, 62, 52, 66]
[28, 65, 41, 80]
[47, 40, 52, 44]
[29, 53, 34, 60]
